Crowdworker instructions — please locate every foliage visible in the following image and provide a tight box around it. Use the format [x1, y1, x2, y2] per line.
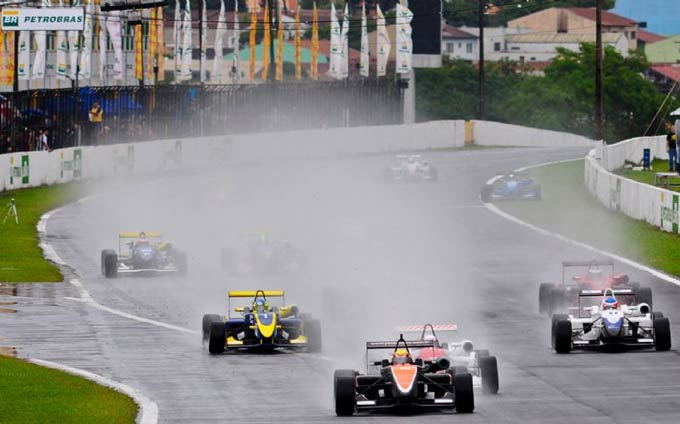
[443, 0, 617, 27]
[416, 44, 677, 142]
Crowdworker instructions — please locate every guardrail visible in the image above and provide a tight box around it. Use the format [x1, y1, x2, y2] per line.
[1, 120, 594, 192]
[585, 136, 680, 234]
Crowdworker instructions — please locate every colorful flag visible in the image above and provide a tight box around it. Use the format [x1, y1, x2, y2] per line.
[339, 2, 349, 79]
[174, 0, 182, 81]
[200, 0, 208, 82]
[360, 3, 369, 77]
[295, 6, 301, 80]
[395, 1, 413, 74]
[262, 0, 270, 80]
[107, 11, 124, 80]
[376, 4, 390, 77]
[79, 0, 94, 80]
[310, 1, 318, 80]
[56, 0, 69, 81]
[181, 0, 193, 81]
[17, 30, 29, 81]
[0, 31, 15, 85]
[157, 7, 165, 80]
[68, 0, 81, 81]
[249, 3, 257, 80]
[99, 9, 107, 84]
[32, 0, 51, 82]
[212, 0, 227, 82]
[135, 22, 143, 81]
[275, 5, 284, 81]
[232, 0, 240, 83]
[329, 2, 341, 79]
[148, 8, 157, 79]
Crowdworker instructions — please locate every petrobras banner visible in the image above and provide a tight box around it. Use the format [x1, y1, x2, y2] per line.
[660, 191, 679, 233]
[1, 8, 85, 31]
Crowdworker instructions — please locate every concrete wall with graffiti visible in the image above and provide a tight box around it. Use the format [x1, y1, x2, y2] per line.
[585, 137, 678, 234]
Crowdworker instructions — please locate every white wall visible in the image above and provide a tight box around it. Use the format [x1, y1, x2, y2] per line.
[1, 120, 594, 192]
[585, 136, 679, 234]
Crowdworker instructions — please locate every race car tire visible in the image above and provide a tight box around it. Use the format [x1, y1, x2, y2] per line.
[305, 319, 322, 353]
[202, 314, 222, 340]
[451, 366, 468, 376]
[554, 319, 572, 354]
[629, 281, 640, 289]
[101, 249, 118, 278]
[652, 311, 665, 319]
[533, 185, 542, 201]
[480, 355, 499, 395]
[539, 283, 556, 314]
[551, 314, 569, 349]
[208, 322, 226, 354]
[480, 184, 493, 203]
[175, 251, 188, 276]
[334, 369, 357, 416]
[548, 288, 567, 315]
[636, 287, 653, 310]
[654, 317, 671, 351]
[220, 248, 238, 273]
[454, 372, 474, 413]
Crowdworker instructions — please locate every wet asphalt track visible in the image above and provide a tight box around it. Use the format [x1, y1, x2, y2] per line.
[2, 145, 680, 423]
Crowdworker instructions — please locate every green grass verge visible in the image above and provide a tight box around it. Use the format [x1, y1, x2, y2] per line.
[0, 355, 137, 424]
[0, 183, 87, 283]
[616, 158, 680, 193]
[498, 160, 680, 276]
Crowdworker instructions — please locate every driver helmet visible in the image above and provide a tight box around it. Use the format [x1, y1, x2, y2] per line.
[423, 334, 437, 342]
[254, 297, 268, 313]
[601, 296, 619, 310]
[392, 348, 412, 365]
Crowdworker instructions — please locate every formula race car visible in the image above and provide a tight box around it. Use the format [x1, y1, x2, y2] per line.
[383, 155, 438, 182]
[551, 288, 671, 353]
[480, 172, 541, 202]
[399, 324, 499, 394]
[100, 232, 187, 278]
[220, 233, 306, 274]
[202, 290, 322, 353]
[539, 260, 652, 316]
[333, 334, 474, 416]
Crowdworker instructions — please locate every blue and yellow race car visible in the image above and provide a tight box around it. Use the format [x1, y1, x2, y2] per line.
[480, 172, 541, 202]
[202, 290, 322, 354]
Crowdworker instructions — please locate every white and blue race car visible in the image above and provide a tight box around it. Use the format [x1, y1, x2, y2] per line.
[481, 172, 541, 202]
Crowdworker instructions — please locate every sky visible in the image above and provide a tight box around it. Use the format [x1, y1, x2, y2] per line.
[613, 0, 680, 36]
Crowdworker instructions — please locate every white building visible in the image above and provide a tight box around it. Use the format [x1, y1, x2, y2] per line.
[501, 32, 629, 63]
[441, 25, 477, 62]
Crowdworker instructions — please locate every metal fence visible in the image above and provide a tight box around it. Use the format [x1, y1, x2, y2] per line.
[0, 80, 404, 154]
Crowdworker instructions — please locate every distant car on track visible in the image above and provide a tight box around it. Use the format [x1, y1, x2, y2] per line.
[100, 232, 187, 278]
[202, 290, 322, 354]
[539, 260, 652, 316]
[399, 323, 499, 394]
[480, 172, 540, 202]
[383, 155, 438, 182]
[333, 334, 474, 416]
[551, 288, 671, 353]
[220, 233, 306, 274]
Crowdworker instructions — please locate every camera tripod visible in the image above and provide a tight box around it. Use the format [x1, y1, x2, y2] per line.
[3, 199, 18, 225]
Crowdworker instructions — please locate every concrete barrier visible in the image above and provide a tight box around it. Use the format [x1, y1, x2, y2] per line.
[2, 120, 594, 192]
[585, 136, 679, 234]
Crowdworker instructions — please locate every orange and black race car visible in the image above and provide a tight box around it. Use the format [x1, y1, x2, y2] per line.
[333, 334, 474, 416]
[539, 260, 653, 316]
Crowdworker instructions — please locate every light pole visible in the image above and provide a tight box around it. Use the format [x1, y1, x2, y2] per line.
[595, 0, 604, 141]
[478, 0, 485, 120]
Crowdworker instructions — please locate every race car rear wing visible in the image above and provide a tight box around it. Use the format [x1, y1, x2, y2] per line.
[366, 340, 436, 350]
[228, 290, 285, 298]
[396, 324, 457, 332]
[562, 259, 615, 283]
[579, 289, 634, 297]
[119, 232, 163, 238]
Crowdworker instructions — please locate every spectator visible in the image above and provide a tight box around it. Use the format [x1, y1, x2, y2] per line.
[667, 123, 677, 172]
[38, 128, 51, 152]
[88, 101, 104, 142]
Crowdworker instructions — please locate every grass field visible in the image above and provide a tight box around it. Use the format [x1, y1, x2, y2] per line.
[616, 158, 680, 192]
[499, 160, 680, 276]
[0, 183, 87, 282]
[0, 355, 137, 424]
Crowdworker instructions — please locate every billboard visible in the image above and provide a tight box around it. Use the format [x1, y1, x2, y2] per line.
[1, 8, 85, 31]
[411, 0, 441, 55]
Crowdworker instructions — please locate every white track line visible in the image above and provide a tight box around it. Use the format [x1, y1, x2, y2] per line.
[482, 159, 680, 287]
[29, 358, 158, 424]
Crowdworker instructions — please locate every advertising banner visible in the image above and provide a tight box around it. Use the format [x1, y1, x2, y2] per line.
[1, 8, 85, 31]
